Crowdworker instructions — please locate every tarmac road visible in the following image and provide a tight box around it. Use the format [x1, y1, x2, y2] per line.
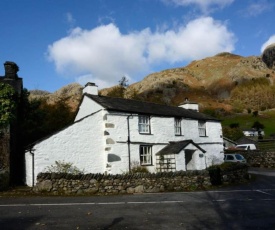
[0, 168, 275, 230]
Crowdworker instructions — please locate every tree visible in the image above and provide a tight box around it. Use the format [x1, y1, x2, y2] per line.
[252, 121, 265, 139]
[229, 123, 239, 128]
[252, 121, 264, 130]
[118, 76, 129, 88]
[21, 97, 75, 146]
[222, 126, 244, 141]
[0, 83, 17, 129]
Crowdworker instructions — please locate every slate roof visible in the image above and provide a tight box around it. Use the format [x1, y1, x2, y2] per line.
[236, 136, 258, 145]
[86, 94, 219, 121]
[156, 140, 206, 155]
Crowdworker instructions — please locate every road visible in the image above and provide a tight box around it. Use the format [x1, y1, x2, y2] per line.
[1, 169, 275, 230]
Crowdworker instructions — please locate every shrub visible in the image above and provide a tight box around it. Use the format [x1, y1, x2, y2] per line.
[45, 161, 84, 175]
[130, 161, 149, 174]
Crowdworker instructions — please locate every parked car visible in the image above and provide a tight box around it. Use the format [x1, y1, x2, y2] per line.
[235, 144, 257, 150]
[224, 153, 247, 163]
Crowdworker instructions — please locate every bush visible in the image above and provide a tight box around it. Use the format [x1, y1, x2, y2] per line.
[130, 161, 149, 174]
[45, 161, 84, 175]
[0, 170, 9, 191]
[207, 165, 222, 185]
[207, 162, 248, 186]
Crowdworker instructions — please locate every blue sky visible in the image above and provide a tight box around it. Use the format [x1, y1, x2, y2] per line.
[0, 0, 275, 92]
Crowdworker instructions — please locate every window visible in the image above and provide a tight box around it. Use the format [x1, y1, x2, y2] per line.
[138, 116, 150, 133]
[140, 145, 152, 165]
[174, 118, 181, 135]
[198, 121, 206, 136]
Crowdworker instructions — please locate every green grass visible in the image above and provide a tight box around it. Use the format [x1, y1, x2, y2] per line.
[221, 110, 275, 137]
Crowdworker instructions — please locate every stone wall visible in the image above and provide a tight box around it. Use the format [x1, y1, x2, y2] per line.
[240, 151, 275, 168]
[33, 166, 249, 195]
[221, 164, 249, 185]
[34, 171, 211, 195]
[225, 150, 275, 168]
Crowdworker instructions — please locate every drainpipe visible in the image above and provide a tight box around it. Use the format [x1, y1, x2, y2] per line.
[28, 147, 35, 187]
[127, 115, 133, 172]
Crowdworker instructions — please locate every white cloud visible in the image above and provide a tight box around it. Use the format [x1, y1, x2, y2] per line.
[163, 0, 234, 14]
[242, 1, 273, 17]
[75, 74, 112, 89]
[261, 35, 275, 52]
[47, 17, 235, 88]
[65, 12, 76, 27]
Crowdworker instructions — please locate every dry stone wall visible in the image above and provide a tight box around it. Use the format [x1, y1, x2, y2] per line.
[34, 171, 210, 195]
[34, 167, 249, 195]
[240, 151, 275, 168]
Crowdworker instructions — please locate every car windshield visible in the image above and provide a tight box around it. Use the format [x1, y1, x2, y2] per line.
[235, 154, 244, 160]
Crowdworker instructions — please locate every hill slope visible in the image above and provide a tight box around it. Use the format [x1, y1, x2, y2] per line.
[30, 52, 275, 112]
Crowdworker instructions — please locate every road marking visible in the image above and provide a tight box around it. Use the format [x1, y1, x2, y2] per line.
[2, 198, 275, 208]
[255, 190, 272, 195]
[1, 188, 275, 208]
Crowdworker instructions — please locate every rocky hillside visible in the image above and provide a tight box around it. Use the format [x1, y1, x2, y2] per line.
[29, 83, 83, 112]
[101, 52, 275, 111]
[30, 49, 275, 113]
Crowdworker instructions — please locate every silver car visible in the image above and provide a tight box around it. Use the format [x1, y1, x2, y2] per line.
[224, 153, 247, 163]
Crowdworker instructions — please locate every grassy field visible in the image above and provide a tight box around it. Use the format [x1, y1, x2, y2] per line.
[221, 110, 275, 138]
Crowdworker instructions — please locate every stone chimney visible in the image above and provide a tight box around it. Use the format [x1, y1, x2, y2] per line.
[179, 98, 199, 112]
[83, 82, 98, 95]
[4, 61, 19, 79]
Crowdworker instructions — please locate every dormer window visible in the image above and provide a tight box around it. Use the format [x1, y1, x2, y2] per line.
[138, 116, 150, 134]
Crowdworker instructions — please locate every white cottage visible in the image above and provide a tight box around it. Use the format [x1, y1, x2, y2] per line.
[25, 83, 224, 186]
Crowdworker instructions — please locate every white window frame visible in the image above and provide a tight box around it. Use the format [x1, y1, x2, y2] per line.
[174, 118, 182, 135]
[138, 116, 150, 134]
[198, 121, 206, 137]
[140, 145, 152, 165]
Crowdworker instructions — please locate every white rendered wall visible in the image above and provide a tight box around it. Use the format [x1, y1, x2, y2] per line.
[75, 96, 104, 121]
[103, 112, 223, 173]
[197, 121, 224, 167]
[25, 111, 105, 187]
[175, 150, 186, 171]
[25, 151, 33, 186]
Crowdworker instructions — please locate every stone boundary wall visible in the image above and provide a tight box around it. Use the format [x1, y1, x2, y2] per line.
[34, 167, 249, 195]
[226, 150, 275, 168]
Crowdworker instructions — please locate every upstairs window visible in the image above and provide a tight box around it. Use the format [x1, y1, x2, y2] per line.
[140, 145, 152, 165]
[198, 121, 206, 137]
[138, 116, 150, 134]
[174, 118, 182, 135]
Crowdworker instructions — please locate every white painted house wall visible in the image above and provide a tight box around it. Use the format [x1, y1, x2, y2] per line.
[103, 111, 223, 174]
[25, 111, 105, 186]
[25, 85, 224, 186]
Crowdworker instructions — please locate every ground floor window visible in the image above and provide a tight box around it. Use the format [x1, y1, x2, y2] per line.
[140, 145, 152, 165]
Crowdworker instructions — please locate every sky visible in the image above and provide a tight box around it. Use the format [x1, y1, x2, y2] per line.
[0, 0, 275, 92]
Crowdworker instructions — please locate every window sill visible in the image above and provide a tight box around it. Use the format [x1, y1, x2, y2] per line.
[139, 133, 153, 135]
[199, 136, 208, 137]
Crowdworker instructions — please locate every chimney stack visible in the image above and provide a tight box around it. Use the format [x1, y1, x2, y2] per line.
[4, 61, 19, 79]
[178, 98, 199, 112]
[83, 82, 98, 95]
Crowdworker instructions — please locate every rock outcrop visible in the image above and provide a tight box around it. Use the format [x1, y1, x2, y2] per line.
[262, 43, 275, 69]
